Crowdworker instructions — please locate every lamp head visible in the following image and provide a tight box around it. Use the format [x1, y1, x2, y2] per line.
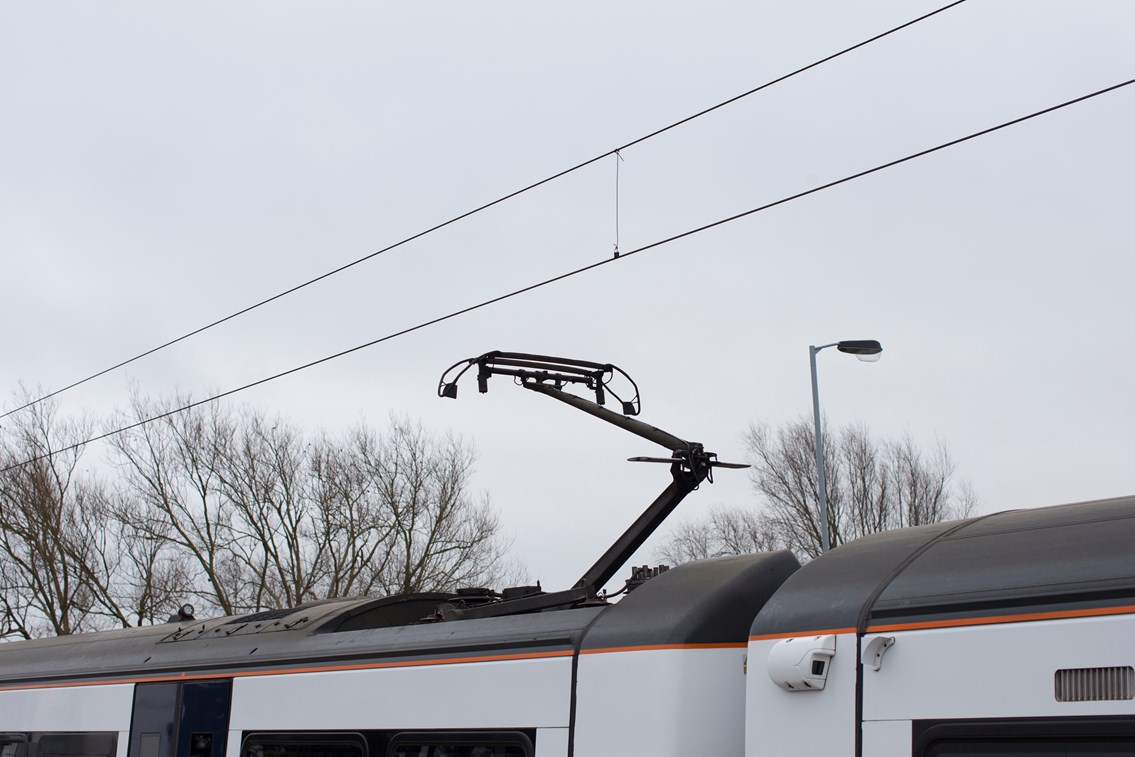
[836, 340, 882, 362]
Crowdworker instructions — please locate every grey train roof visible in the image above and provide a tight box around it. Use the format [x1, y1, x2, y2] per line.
[0, 551, 798, 687]
[750, 494, 1135, 638]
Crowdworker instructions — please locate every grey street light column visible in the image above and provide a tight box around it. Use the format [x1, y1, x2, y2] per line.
[809, 339, 883, 554]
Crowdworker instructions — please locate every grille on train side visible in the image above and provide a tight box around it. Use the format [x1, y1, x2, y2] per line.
[1054, 666, 1134, 702]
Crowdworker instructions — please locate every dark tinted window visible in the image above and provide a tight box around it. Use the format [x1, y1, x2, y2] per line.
[242, 734, 366, 757]
[388, 732, 531, 757]
[916, 718, 1135, 756]
[925, 740, 1135, 755]
[1, 735, 27, 757]
[390, 747, 525, 757]
[34, 734, 117, 757]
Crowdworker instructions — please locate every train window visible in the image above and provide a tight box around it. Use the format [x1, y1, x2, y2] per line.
[387, 732, 533, 757]
[32, 734, 117, 757]
[923, 740, 1134, 755]
[1, 735, 27, 757]
[242, 733, 367, 757]
[914, 718, 1135, 756]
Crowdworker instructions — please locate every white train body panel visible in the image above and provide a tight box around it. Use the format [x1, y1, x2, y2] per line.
[0, 683, 134, 730]
[852, 613, 1135, 757]
[530, 728, 568, 757]
[745, 633, 859, 757]
[229, 656, 573, 730]
[860, 719, 910, 757]
[863, 614, 1135, 722]
[574, 647, 747, 757]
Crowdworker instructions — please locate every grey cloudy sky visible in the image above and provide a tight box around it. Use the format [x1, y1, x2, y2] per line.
[2, 1, 1132, 590]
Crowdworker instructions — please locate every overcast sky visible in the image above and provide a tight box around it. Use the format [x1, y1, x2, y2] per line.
[2, 1, 1132, 591]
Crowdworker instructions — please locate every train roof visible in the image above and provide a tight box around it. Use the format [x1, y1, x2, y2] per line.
[0, 550, 798, 688]
[750, 494, 1135, 638]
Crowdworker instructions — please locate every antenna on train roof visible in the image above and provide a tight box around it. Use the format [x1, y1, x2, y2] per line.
[437, 351, 748, 620]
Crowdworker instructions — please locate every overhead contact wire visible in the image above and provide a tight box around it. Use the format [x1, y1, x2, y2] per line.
[4, 74, 1131, 474]
[0, 0, 969, 420]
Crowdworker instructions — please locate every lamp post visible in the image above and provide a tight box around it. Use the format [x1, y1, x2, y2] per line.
[809, 339, 882, 554]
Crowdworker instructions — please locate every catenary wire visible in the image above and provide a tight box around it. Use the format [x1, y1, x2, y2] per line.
[0, 0, 969, 421]
[4, 74, 1131, 474]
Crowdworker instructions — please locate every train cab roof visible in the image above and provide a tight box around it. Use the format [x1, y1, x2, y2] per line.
[750, 494, 1135, 639]
[0, 550, 799, 688]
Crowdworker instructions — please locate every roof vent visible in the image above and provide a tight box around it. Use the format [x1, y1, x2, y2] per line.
[224, 607, 296, 625]
[1055, 666, 1134, 702]
[624, 564, 669, 593]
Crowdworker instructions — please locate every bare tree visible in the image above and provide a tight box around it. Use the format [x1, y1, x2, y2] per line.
[355, 418, 509, 595]
[746, 418, 977, 558]
[105, 490, 193, 627]
[742, 419, 832, 559]
[659, 418, 976, 565]
[0, 395, 128, 638]
[1, 386, 514, 637]
[108, 392, 257, 616]
[215, 413, 322, 609]
[308, 429, 399, 598]
[656, 505, 781, 565]
[108, 394, 512, 619]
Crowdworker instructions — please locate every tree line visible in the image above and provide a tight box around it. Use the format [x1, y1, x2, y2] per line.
[0, 392, 510, 640]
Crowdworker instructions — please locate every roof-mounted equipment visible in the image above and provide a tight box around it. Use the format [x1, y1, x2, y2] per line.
[437, 350, 748, 621]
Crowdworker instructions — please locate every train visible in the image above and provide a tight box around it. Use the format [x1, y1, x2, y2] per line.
[1, 353, 1132, 757]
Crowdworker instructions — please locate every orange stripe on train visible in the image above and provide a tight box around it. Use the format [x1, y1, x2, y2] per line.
[747, 603, 1135, 642]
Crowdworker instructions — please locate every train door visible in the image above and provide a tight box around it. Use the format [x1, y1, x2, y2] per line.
[129, 682, 232, 757]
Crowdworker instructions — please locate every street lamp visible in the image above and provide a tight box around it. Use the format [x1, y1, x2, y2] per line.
[809, 339, 883, 554]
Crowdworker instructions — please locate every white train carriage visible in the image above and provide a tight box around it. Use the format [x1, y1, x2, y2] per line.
[1, 353, 1132, 756]
[748, 495, 1135, 756]
[1, 496, 1133, 757]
